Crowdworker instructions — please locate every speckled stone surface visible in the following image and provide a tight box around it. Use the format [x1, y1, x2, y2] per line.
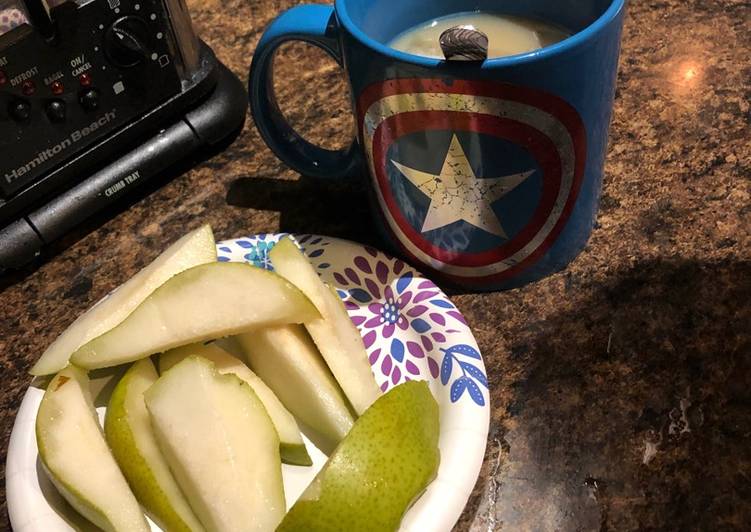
[1, 0, 750, 529]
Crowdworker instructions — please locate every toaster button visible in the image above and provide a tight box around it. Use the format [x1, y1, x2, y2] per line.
[8, 99, 31, 122]
[79, 88, 100, 111]
[46, 100, 66, 122]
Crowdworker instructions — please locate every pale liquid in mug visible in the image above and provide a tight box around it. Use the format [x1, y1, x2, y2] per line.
[389, 12, 571, 59]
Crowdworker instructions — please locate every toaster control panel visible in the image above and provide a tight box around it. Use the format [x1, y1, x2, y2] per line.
[0, 0, 185, 199]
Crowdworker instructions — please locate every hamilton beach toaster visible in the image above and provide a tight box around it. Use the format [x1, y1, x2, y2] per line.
[0, 0, 247, 271]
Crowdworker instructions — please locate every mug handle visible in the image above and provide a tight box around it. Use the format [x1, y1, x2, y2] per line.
[249, 5, 360, 179]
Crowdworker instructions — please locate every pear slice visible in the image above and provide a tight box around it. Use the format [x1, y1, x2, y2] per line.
[145, 356, 285, 532]
[160, 343, 312, 466]
[229, 325, 354, 455]
[36, 366, 150, 532]
[269, 237, 380, 415]
[31, 224, 217, 376]
[104, 358, 205, 531]
[278, 380, 440, 532]
[70, 262, 320, 370]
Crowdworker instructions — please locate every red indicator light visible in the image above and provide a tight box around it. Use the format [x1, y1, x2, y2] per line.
[22, 80, 35, 96]
[0, 70, 6, 86]
[51, 80, 64, 95]
[79, 73, 92, 87]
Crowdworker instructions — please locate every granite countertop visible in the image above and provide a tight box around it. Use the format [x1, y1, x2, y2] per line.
[2, 0, 750, 529]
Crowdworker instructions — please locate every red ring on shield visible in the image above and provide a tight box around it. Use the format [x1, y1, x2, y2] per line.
[358, 79, 586, 282]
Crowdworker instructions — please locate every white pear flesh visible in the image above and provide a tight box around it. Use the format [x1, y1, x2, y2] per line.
[35, 366, 150, 532]
[104, 358, 205, 532]
[70, 262, 320, 370]
[145, 356, 285, 532]
[31, 224, 217, 376]
[269, 237, 380, 415]
[232, 325, 355, 454]
[160, 343, 311, 466]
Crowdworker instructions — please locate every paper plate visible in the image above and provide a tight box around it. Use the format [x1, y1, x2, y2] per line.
[6, 234, 489, 532]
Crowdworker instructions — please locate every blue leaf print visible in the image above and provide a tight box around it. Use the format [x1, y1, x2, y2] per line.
[349, 288, 372, 303]
[460, 361, 488, 388]
[236, 240, 253, 249]
[391, 339, 405, 363]
[217, 256, 231, 262]
[396, 272, 413, 294]
[308, 249, 324, 258]
[336, 289, 348, 300]
[318, 263, 331, 269]
[440, 352, 453, 385]
[465, 378, 485, 406]
[430, 299, 454, 309]
[411, 318, 431, 333]
[450, 377, 469, 403]
[445, 344, 481, 360]
[219, 246, 231, 253]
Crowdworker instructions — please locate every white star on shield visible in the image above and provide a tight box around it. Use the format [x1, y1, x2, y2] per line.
[392, 135, 534, 239]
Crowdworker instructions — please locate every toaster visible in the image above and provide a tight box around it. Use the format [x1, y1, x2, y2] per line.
[0, 0, 247, 271]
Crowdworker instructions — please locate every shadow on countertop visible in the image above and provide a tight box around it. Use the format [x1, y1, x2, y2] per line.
[226, 173, 380, 245]
[465, 258, 751, 530]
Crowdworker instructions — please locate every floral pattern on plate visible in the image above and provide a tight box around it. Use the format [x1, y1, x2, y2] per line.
[217, 233, 488, 407]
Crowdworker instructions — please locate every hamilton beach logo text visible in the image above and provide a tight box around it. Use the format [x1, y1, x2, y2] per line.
[4, 110, 117, 185]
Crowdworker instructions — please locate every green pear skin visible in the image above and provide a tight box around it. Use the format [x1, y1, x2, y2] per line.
[31, 224, 216, 376]
[36, 366, 150, 532]
[269, 237, 381, 415]
[145, 356, 286, 532]
[71, 262, 320, 370]
[104, 358, 205, 531]
[160, 343, 311, 466]
[231, 325, 354, 455]
[278, 381, 440, 532]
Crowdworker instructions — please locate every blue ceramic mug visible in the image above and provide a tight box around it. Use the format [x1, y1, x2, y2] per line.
[249, 0, 625, 290]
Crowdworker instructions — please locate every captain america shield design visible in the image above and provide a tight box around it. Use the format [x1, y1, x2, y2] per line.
[358, 78, 587, 284]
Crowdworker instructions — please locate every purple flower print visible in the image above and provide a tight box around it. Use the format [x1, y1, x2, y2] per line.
[362, 285, 410, 339]
[335, 253, 464, 390]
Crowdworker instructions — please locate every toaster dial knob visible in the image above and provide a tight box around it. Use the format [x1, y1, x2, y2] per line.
[104, 17, 151, 68]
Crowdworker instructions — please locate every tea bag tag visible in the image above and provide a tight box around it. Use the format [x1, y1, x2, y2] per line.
[439, 25, 489, 61]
